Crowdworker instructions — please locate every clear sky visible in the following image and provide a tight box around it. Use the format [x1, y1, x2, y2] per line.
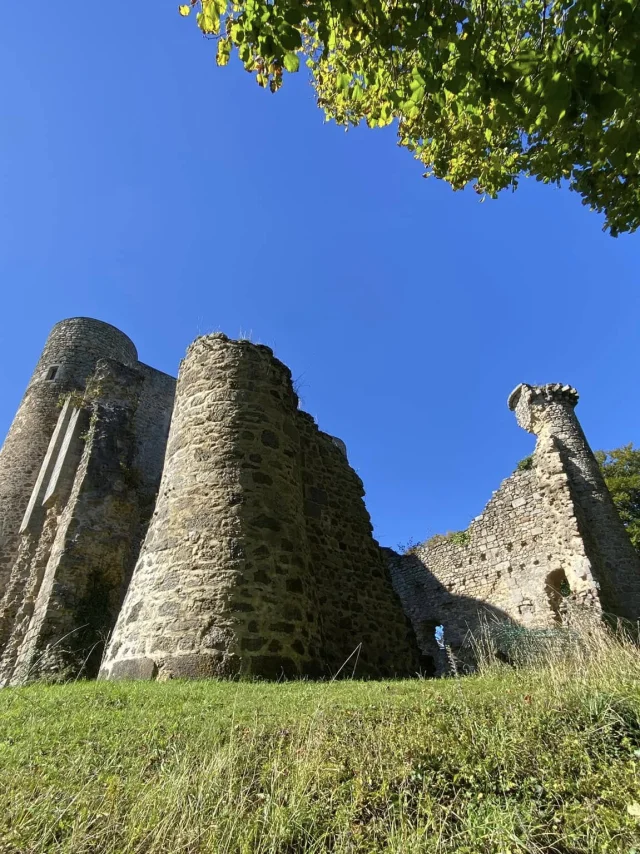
[1, 4, 639, 551]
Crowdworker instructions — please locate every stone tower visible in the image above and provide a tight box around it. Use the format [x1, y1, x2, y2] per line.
[509, 382, 640, 621]
[0, 319, 175, 686]
[99, 334, 421, 681]
[0, 319, 138, 597]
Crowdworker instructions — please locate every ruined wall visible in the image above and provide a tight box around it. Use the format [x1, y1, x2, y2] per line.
[510, 383, 640, 620]
[387, 383, 640, 666]
[4, 318, 638, 687]
[0, 400, 90, 678]
[100, 334, 420, 682]
[297, 414, 419, 676]
[0, 319, 138, 596]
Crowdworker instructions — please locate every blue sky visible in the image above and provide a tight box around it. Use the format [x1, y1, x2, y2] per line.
[1, 4, 639, 550]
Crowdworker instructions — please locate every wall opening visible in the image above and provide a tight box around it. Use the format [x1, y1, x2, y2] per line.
[45, 366, 60, 381]
[545, 568, 571, 623]
[421, 619, 446, 650]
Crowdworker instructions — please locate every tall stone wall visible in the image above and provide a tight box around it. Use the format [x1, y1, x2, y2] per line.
[99, 334, 420, 682]
[0, 319, 138, 597]
[387, 383, 640, 668]
[297, 414, 419, 675]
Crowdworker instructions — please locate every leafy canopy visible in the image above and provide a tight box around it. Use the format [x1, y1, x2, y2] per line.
[596, 444, 640, 552]
[180, 0, 640, 235]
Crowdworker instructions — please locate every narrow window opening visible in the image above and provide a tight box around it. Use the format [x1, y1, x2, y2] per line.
[45, 365, 60, 381]
[546, 568, 571, 623]
[421, 619, 446, 651]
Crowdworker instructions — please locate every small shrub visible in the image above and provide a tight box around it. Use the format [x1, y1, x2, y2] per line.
[398, 537, 422, 554]
[517, 455, 534, 471]
[427, 530, 470, 547]
[448, 529, 470, 545]
[516, 454, 533, 471]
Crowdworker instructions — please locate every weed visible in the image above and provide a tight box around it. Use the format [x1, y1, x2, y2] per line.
[516, 455, 534, 471]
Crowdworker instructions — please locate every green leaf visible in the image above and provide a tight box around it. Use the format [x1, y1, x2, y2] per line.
[283, 7, 304, 26]
[230, 24, 245, 43]
[543, 73, 571, 123]
[283, 53, 300, 73]
[279, 25, 302, 51]
[217, 37, 232, 66]
[197, 6, 221, 34]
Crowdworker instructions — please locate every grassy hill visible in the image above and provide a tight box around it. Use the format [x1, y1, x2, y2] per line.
[1, 629, 640, 854]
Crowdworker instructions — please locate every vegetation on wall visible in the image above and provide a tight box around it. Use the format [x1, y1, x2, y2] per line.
[57, 390, 85, 410]
[180, 0, 640, 235]
[596, 443, 640, 553]
[404, 529, 471, 552]
[516, 454, 533, 471]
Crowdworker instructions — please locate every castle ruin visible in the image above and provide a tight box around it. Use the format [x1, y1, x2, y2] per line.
[0, 318, 638, 685]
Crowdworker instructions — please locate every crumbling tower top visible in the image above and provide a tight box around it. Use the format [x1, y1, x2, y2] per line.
[508, 383, 579, 435]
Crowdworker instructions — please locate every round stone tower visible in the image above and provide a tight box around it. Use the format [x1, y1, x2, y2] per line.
[509, 382, 640, 620]
[0, 318, 138, 591]
[100, 333, 323, 681]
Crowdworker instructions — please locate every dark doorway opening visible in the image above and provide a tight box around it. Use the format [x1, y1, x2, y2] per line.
[545, 568, 571, 623]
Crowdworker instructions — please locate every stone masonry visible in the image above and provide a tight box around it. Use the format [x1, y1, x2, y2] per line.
[1, 320, 639, 686]
[0, 319, 139, 596]
[98, 334, 419, 681]
[0, 321, 419, 684]
[0, 320, 175, 686]
[386, 383, 640, 670]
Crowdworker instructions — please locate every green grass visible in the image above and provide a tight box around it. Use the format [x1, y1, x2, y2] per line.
[1, 634, 640, 853]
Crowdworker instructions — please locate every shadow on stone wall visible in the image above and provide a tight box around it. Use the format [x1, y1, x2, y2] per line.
[383, 548, 518, 676]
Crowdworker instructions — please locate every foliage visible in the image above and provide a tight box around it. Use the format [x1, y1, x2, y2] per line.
[427, 528, 470, 547]
[2, 626, 640, 852]
[180, 0, 640, 234]
[57, 390, 85, 410]
[448, 529, 470, 545]
[516, 454, 533, 471]
[398, 536, 420, 554]
[596, 443, 640, 552]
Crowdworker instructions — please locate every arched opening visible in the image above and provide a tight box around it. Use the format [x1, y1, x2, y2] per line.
[421, 619, 446, 649]
[418, 619, 447, 678]
[545, 568, 571, 623]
